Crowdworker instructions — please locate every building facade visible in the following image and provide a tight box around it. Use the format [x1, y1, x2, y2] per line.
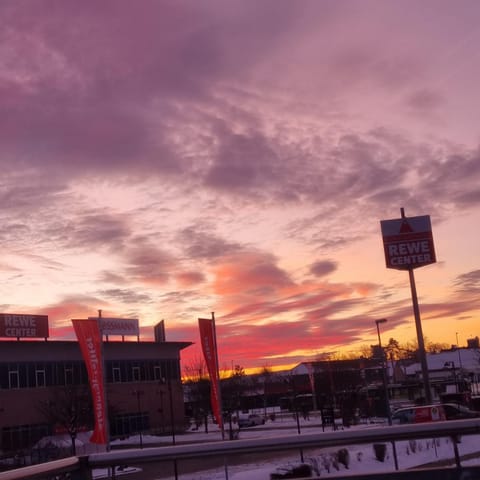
[0, 325, 191, 455]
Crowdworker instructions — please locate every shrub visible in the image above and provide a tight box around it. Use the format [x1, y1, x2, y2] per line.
[373, 443, 387, 462]
[270, 463, 312, 479]
[337, 448, 350, 468]
[409, 439, 417, 453]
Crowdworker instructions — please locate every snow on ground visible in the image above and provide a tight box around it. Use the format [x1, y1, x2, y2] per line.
[94, 465, 142, 479]
[101, 413, 480, 479]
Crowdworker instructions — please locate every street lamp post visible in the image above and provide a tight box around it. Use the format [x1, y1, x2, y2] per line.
[375, 319, 391, 422]
[167, 379, 179, 480]
[132, 389, 144, 448]
[159, 377, 176, 445]
[375, 318, 398, 470]
[375, 319, 387, 354]
[284, 375, 303, 463]
[456, 332, 463, 370]
[168, 380, 176, 446]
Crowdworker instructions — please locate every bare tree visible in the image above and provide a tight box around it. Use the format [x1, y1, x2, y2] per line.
[37, 385, 93, 455]
[425, 340, 450, 354]
[221, 364, 248, 438]
[259, 365, 273, 418]
[182, 356, 208, 381]
[182, 357, 211, 432]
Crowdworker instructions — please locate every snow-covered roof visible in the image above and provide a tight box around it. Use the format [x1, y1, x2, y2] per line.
[404, 348, 480, 375]
[289, 349, 480, 377]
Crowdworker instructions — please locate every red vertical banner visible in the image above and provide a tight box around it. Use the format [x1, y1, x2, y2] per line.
[198, 317, 223, 430]
[72, 319, 108, 444]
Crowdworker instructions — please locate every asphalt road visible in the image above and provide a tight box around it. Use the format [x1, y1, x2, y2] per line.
[109, 450, 290, 480]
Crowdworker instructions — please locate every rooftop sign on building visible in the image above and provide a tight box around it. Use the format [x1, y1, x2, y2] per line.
[380, 215, 436, 270]
[0, 313, 49, 339]
[88, 316, 139, 336]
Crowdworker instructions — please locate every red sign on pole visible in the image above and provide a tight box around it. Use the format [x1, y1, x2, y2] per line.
[72, 319, 108, 444]
[380, 215, 436, 270]
[198, 317, 223, 430]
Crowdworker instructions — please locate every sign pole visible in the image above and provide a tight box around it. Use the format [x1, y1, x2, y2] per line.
[98, 309, 111, 452]
[211, 312, 225, 440]
[408, 268, 432, 403]
[401, 208, 432, 404]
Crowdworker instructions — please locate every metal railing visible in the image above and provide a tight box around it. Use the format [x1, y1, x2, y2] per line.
[0, 456, 83, 479]
[1, 418, 480, 480]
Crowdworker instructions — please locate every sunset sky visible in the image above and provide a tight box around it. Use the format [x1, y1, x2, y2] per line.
[1, 0, 479, 373]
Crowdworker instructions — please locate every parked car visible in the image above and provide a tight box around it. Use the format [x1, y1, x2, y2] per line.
[442, 403, 480, 420]
[392, 403, 480, 424]
[392, 405, 446, 424]
[238, 414, 265, 428]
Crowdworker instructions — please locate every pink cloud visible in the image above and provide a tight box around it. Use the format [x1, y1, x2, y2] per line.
[175, 271, 206, 288]
[211, 252, 294, 297]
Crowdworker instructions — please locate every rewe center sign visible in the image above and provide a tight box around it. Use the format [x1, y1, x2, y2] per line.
[0, 314, 49, 338]
[380, 215, 436, 270]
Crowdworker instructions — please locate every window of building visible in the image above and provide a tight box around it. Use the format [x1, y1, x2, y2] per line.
[18, 364, 28, 388]
[1, 424, 50, 452]
[43, 362, 53, 387]
[110, 412, 149, 438]
[132, 366, 141, 382]
[163, 359, 180, 381]
[0, 364, 8, 389]
[113, 367, 121, 383]
[27, 363, 36, 388]
[153, 365, 163, 382]
[35, 369, 46, 388]
[8, 369, 19, 389]
[65, 365, 74, 385]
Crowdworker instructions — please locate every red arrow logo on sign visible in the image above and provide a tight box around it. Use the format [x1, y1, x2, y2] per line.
[400, 219, 414, 233]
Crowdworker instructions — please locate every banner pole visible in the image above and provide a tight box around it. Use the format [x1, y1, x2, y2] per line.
[211, 312, 225, 440]
[98, 309, 112, 452]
